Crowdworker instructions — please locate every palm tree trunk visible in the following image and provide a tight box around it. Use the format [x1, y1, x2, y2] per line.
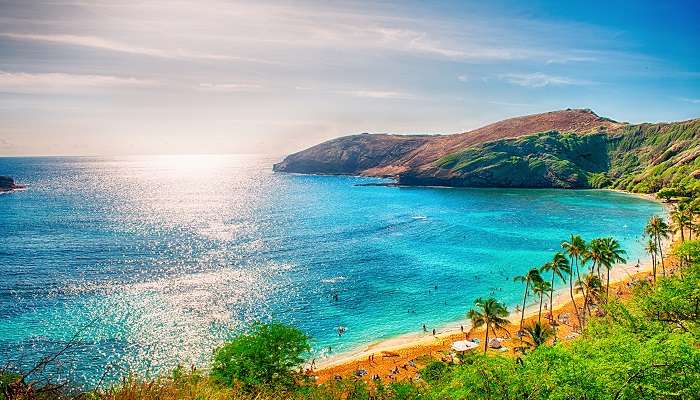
[519, 283, 528, 332]
[657, 236, 665, 277]
[575, 256, 581, 281]
[538, 293, 543, 323]
[581, 288, 588, 327]
[550, 273, 555, 323]
[484, 321, 490, 353]
[569, 272, 581, 330]
[606, 268, 610, 301]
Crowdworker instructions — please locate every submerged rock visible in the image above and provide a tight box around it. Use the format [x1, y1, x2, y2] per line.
[0, 176, 23, 192]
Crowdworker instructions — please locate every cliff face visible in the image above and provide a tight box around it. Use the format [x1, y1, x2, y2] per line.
[274, 109, 700, 192]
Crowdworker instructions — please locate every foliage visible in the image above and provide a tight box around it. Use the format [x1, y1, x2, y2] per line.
[210, 322, 310, 390]
[674, 240, 700, 265]
[522, 321, 554, 349]
[588, 172, 612, 188]
[425, 118, 700, 192]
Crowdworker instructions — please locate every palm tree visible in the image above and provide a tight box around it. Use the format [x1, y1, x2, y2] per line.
[689, 199, 700, 241]
[561, 235, 586, 328]
[468, 297, 509, 353]
[645, 216, 670, 277]
[540, 252, 570, 323]
[513, 268, 543, 333]
[561, 235, 586, 281]
[582, 238, 606, 279]
[575, 272, 603, 325]
[671, 203, 691, 242]
[532, 280, 551, 324]
[645, 239, 658, 282]
[522, 321, 555, 350]
[599, 237, 627, 300]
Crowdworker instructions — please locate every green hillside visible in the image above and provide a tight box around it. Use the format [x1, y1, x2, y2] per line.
[400, 119, 700, 193]
[607, 119, 700, 193]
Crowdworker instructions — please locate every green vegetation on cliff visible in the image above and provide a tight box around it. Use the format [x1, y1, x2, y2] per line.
[607, 119, 700, 193]
[423, 131, 609, 188]
[398, 118, 700, 193]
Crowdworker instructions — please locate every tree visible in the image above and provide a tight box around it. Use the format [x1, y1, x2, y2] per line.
[645, 239, 658, 282]
[582, 238, 606, 278]
[671, 203, 692, 242]
[514, 268, 543, 333]
[522, 321, 554, 349]
[575, 272, 603, 325]
[211, 322, 310, 389]
[540, 252, 570, 324]
[468, 297, 509, 353]
[561, 235, 587, 329]
[532, 280, 552, 324]
[599, 237, 626, 299]
[645, 215, 671, 277]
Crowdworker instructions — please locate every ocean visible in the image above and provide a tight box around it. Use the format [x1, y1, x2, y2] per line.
[0, 155, 664, 386]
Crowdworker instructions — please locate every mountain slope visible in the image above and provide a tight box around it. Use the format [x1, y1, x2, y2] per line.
[273, 109, 620, 176]
[274, 109, 700, 192]
[398, 131, 609, 188]
[607, 119, 700, 192]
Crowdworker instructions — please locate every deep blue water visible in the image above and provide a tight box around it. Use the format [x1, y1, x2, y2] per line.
[0, 155, 663, 385]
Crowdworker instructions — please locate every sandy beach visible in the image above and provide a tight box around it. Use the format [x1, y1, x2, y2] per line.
[310, 199, 674, 384]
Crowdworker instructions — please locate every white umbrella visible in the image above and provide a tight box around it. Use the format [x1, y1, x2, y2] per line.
[451, 340, 479, 352]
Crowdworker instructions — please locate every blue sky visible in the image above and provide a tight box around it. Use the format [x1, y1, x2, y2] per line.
[0, 0, 698, 156]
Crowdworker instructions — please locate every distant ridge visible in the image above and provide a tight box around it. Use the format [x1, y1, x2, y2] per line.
[273, 109, 700, 192]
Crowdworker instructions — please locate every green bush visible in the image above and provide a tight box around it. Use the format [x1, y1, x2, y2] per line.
[211, 322, 310, 390]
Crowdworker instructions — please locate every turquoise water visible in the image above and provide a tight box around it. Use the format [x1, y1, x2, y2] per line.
[0, 155, 663, 386]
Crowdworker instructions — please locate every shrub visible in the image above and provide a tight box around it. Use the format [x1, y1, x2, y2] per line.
[211, 322, 310, 390]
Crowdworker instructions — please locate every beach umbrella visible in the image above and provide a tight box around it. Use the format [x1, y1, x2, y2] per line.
[451, 340, 479, 352]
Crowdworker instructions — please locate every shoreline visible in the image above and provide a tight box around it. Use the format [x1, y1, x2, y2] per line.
[315, 250, 661, 371]
[313, 191, 670, 375]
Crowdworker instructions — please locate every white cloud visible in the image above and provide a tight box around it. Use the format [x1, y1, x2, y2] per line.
[198, 82, 264, 92]
[337, 90, 416, 100]
[545, 56, 598, 64]
[457, 74, 468, 82]
[0, 71, 156, 93]
[499, 72, 593, 88]
[679, 97, 700, 104]
[0, 33, 274, 64]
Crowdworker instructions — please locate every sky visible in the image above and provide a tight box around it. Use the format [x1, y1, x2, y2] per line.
[0, 0, 698, 156]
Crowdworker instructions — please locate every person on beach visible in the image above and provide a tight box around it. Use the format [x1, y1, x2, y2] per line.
[423, 324, 427, 332]
[432, 328, 436, 336]
[460, 325, 464, 332]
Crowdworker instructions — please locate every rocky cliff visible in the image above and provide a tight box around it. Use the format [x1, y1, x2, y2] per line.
[274, 109, 700, 192]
